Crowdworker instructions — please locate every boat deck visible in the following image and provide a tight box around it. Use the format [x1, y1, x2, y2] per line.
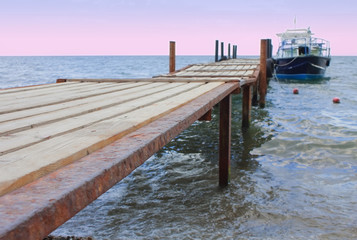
[0, 58, 261, 240]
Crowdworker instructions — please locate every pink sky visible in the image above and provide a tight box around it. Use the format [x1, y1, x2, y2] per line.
[0, 0, 356, 56]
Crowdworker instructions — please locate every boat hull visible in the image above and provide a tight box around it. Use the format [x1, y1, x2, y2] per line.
[275, 55, 330, 80]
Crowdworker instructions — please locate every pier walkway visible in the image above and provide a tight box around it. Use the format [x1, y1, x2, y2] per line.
[0, 54, 266, 239]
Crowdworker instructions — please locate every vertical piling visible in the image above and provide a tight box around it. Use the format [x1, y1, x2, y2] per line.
[169, 41, 176, 73]
[228, 43, 231, 59]
[242, 85, 252, 128]
[252, 83, 258, 106]
[215, 40, 219, 62]
[259, 39, 267, 108]
[266, 39, 273, 58]
[221, 42, 224, 60]
[232, 45, 237, 59]
[219, 94, 231, 187]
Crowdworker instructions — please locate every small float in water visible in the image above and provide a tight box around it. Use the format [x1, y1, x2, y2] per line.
[274, 27, 331, 80]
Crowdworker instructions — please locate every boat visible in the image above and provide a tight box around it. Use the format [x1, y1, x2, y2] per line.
[274, 27, 331, 80]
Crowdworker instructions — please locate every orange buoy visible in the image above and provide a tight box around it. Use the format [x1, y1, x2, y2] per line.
[333, 97, 340, 104]
[293, 88, 299, 94]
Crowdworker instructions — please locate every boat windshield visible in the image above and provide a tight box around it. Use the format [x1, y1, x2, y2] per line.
[276, 36, 330, 58]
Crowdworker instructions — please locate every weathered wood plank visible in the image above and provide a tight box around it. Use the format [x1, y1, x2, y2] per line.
[0, 82, 98, 100]
[0, 82, 223, 196]
[0, 82, 151, 123]
[0, 83, 203, 154]
[0, 82, 122, 105]
[0, 82, 78, 95]
[0, 82, 182, 135]
[0, 82, 153, 114]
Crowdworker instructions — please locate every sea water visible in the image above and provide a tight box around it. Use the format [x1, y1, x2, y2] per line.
[0, 56, 356, 239]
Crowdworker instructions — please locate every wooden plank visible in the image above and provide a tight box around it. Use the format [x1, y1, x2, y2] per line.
[0, 82, 151, 123]
[0, 82, 224, 196]
[0, 83, 202, 155]
[0, 82, 152, 114]
[0, 82, 78, 95]
[131, 77, 245, 82]
[0, 82, 99, 100]
[0, 82, 122, 104]
[0, 82, 181, 135]
[66, 78, 155, 83]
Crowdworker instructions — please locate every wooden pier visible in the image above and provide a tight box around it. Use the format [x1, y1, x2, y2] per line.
[0, 40, 268, 240]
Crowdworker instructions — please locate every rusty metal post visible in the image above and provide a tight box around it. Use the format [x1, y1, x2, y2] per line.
[259, 39, 267, 108]
[169, 41, 176, 73]
[219, 94, 231, 187]
[242, 85, 252, 128]
[215, 40, 219, 62]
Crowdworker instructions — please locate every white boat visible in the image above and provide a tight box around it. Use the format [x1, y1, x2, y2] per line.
[274, 28, 331, 80]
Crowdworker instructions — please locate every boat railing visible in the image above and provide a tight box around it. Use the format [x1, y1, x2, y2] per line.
[277, 37, 330, 58]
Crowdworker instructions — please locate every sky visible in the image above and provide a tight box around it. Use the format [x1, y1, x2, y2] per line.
[0, 0, 356, 56]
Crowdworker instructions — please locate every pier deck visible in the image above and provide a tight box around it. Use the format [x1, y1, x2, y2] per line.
[0, 58, 261, 240]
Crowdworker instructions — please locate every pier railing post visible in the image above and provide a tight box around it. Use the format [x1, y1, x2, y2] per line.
[242, 85, 252, 128]
[215, 40, 219, 62]
[259, 39, 268, 108]
[219, 94, 231, 187]
[169, 41, 176, 73]
[228, 43, 231, 59]
[232, 45, 237, 59]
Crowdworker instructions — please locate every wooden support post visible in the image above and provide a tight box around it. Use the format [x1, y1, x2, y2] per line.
[242, 85, 252, 128]
[259, 39, 267, 108]
[252, 82, 258, 106]
[266, 39, 273, 58]
[198, 109, 212, 121]
[169, 41, 176, 73]
[219, 94, 231, 187]
[215, 40, 219, 62]
[228, 43, 231, 59]
[221, 42, 224, 60]
[56, 79, 67, 83]
[233, 45, 237, 59]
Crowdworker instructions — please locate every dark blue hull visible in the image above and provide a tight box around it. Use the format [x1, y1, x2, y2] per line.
[275, 55, 330, 80]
